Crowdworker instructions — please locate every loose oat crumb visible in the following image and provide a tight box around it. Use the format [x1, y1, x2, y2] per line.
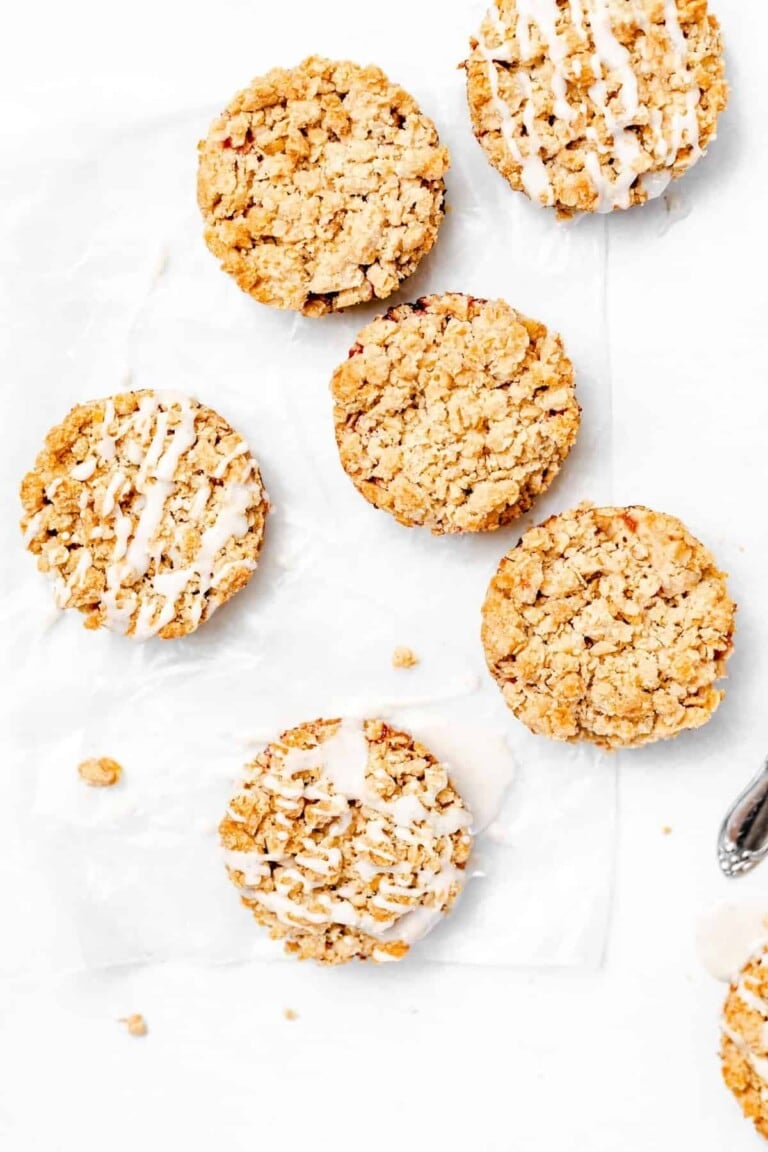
[662, 826, 673, 836]
[393, 646, 419, 669]
[78, 757, 123, 787]
[120, 1014, 148, 1037]
[283, 1009, 299, 1022]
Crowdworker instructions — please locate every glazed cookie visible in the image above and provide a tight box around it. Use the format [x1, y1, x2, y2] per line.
[331, 294, 579, 534]
[220, 718, 472, 964]
[482, 504, 735, 749]
[20, 390, 268, 639]
[722, 942, 768, 1140]
[466, 0, 727, 216]
[197, 57, 449, 316]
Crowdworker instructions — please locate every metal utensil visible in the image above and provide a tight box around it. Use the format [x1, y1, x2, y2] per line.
[718, 759, 768, 878]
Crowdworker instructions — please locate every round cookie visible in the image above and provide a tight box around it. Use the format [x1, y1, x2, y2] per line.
[197, 57, 449, 316]
[466, 0, 727, 216]
[481, 504, 735, 749]
[20, 390, 268, 639]
[331, 293, 579, 534]
[219, 718, 472, 964]
[722, 942, 768, 1140]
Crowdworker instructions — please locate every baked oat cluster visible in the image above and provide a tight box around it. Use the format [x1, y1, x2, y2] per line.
[197, 57, 449, 316]
[466, 0, 727, 216]
[482, 504, 735, 748]
[77, 757, 123, 787]
[332, 293, 579, 534]
[220, 718, 472, 965]
[722, 943, 768, 1141]
[20, 390, 268, 640]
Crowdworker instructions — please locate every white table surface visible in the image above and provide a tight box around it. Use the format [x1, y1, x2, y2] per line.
[2, 1, 768, 1148]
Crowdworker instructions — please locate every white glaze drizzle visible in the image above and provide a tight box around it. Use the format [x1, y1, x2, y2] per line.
[96, 399, 116, 462]
[516, 0, 576, 121]
[23, 512, 43, 546]
[70, 458, 96, 481]
[230, 720, 472, 951]
[477, 4, 554, 205]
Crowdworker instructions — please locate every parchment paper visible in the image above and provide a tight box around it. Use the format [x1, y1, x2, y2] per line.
[0, 77, 617, 976]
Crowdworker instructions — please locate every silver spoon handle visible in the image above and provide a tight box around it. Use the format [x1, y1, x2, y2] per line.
[718, 759, 768, 878]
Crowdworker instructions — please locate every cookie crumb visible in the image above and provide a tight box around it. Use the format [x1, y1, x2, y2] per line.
[393, 646, 419, 669]
[120, 1014, 147, 1037]
[78, 757, 122, 787]
[662, 825, 673, 836]
[283, 1009, 298, 1022]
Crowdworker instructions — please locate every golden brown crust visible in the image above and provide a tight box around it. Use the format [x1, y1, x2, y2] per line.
[466, 0, 727, 216]
[20, 390, 268, 639]
[219, 718, 472, 965]
[197, 57, 449, 315]
[331, 293, 579, 534]
[482, 503, 735, 749]
[722, 948, 768, 1141]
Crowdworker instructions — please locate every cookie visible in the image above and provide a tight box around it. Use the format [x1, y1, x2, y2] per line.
[197, 57, 449, 316]
[20, 390, 268, 639]
[466, 0, 727, 216]
[722, 943, 768, 1141]
[219, 718, 472, 965]
[481, 504, 735, 749]
[331, 294, 579, 534]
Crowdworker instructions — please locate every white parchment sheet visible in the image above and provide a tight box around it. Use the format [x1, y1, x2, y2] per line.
[0, 75, 618, 976]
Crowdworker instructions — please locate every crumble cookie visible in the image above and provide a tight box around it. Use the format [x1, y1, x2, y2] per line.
[20, 390, 268, 639]
[722, 943, 768, 1141]
[466, 0, 727, 216]
[331, 294, 579, 534]
[220, 718, 472, 965]
[482, 504, 735, 748]
[197, 57, 449, 316]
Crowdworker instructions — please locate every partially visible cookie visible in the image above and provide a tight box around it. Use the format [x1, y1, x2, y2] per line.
[220, 718, 472, 965]
[482, 504, 735, 749]
[197, 57, 449, 316]
[331, 293, 579, 534]
[466, 0, 727, 216]
[20, 390, 268, 639]
[722, 943, 768, 1141]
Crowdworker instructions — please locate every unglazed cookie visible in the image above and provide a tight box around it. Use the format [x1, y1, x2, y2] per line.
[20, 390, 268, 639]
[482, 504, 735, 749]
[466, 0, 727, 216]
[722, 942, 768, 1140]
[220, 718, 472, 964]
[197, 57, 449, 316]
[331, 294, 579, 534]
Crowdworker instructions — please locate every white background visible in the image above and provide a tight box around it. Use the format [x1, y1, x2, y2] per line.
[2, 1, 768, 1148]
